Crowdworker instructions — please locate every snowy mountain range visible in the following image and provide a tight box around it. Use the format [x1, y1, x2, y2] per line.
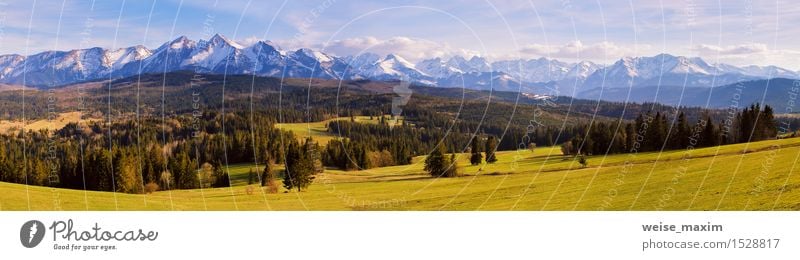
[1, 34, 798, 100]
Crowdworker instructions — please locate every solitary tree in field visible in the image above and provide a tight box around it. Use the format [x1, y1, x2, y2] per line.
[469, 137, 482, 165]
[283, 141, 315, 191]
[485, 136, 498, 163]
[578, 155, 588, 168]
[424, 144, 448, 177]
[444, 153, 461, 177]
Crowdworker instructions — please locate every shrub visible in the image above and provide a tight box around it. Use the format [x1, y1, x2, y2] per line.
[265, 181, 279, 194]
[578, 155, 588, 168]
[144, 182, 159, 194]
[561, 142, 573, 155]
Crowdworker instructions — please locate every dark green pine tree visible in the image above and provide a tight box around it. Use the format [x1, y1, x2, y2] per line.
[358, 144, 372, 169]
[424, 144, 448, 177]
[485, 135, 498, 163]
[672, 112, 689, 149]
[624, 123, 635, 152]
[172, 150, 198, 189]
[444, 153, 460, 177]
[634, 113, 647, 151]
[283, 141, 315, 192]
[469, 137, 482, 165]
[648, 112, 665, 151]
[700, 116, 718, 147]
[761, 105, 777, 138]
[212, 161, 230, 188]
[92, 149, 114, 191]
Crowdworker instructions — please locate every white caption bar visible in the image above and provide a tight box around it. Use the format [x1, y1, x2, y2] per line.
[0, 212, 797, 259]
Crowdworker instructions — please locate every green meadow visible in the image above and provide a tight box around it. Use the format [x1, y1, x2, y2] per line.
[2, 137, 799, 211]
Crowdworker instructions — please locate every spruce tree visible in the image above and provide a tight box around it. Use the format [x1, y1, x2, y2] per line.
[760, 105, 777, 139]
[673, 112, 689, 149]
[625, 123, 635, 152]
[212, 162, 230, 188]
[701, 116, 718, 147]
[444, 153, 460, 177]
[485, 136, 498, 163]
[469, 137, 482, 165]
[424, 144, 448, 177]
[283, 141, 315, 191]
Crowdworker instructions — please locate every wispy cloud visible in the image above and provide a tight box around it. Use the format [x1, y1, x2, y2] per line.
[690, 43, 800, 68]
[518, 41, 653, 63]
[691, 44, 769, 57]
[297, 36, 481, 62]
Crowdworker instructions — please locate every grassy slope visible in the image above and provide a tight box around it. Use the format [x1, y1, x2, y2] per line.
[0, 112, 84, 134]
[2, 137, 799, 211]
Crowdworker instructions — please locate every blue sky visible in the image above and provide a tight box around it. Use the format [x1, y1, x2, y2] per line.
[1, 0, 798, 68]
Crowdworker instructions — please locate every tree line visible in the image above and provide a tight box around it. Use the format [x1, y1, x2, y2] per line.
[561, 103, 779, 156]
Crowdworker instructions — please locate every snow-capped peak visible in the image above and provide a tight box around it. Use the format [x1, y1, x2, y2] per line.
[343, 53, 432, 84]
[383, 54, 416, 69]
[167, 36, 195, 49]
[565, 60, 600, 79]
[445, 55, 491, 73]
[106, 45, 151, 69]
[613, 54, 716, 78]
[296, 48, 333, 63]
[0, 33, 798, 93]
[739, 65, 800, 78]
[416, 57, 463, 78]
[207, 33, 245, 49]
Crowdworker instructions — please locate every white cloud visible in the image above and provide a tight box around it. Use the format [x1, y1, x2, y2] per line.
[518, 40, 652, 62]
[690, 44, 769, 57]
[689, 43, 800, 69]
[302, 36, 481, 62]
[237, 36, 261, 47]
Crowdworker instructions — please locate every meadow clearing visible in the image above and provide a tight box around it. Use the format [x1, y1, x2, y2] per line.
[275, 115, 404, 145]
[0, 111, 84, 134]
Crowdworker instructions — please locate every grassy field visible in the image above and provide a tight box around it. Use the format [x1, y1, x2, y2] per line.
[0, 111, 85, 134]
[276, 115, 404, 145]
[2, 137, 799, 211]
